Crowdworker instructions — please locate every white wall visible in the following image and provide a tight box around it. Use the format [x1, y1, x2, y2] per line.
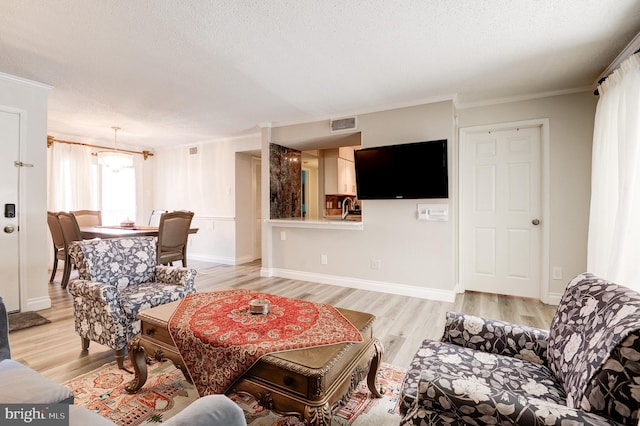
[148, 91, 596, 303]
[263, 92, 597, 302]
[0, 72, 51, 311]
[151, 134, 260, 264]
[264, 101, 458, 301]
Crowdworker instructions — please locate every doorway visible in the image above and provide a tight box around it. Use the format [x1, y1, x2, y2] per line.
[252, 157, 262, 260]
[460, 121, 549, 300]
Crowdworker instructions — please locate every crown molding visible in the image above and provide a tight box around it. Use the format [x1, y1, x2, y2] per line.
[0, 71, 53, 90]
[455, 86, 593, 110]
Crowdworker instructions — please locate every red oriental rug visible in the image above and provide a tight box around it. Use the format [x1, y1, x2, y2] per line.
[168, 289, 364, 396]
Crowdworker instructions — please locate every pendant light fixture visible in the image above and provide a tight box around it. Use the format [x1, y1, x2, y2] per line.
[97, 126, 134, 171]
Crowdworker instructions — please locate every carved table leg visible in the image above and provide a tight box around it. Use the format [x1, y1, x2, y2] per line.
[124, 337, 148, 393]
[304, 402, 331, 426]
[367, 339, 384, 398]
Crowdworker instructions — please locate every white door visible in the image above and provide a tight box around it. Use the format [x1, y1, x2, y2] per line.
[461, 125, 542, 299]
[0, 110, 21, 312]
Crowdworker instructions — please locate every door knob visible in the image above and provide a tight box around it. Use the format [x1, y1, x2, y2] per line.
[4, 225, 15, 233]
[531, 219, 540, 226]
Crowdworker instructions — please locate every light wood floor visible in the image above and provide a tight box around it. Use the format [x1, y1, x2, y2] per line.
[9, 260, 557, 384]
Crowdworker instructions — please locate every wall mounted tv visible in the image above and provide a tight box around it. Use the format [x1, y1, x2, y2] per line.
[354, 139, 448, 199]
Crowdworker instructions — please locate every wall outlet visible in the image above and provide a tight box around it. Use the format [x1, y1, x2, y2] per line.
[370, 259, 381, 270]
[552, 267, 563, 280]
[321, 254, 328, 265]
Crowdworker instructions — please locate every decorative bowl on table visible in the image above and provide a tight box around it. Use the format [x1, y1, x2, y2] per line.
[120, 219, 135, 228]
[249, 298, 270, 315]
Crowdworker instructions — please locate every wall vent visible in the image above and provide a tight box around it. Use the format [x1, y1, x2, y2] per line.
[330, 117, 357, 132]
[189, 146, 198, 155]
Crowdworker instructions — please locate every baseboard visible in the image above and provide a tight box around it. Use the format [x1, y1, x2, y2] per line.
[265, 268, 456, 302]
[188, 254, 244, 265]
[546, 292, 563, 306]
[26, 296, 51, 312]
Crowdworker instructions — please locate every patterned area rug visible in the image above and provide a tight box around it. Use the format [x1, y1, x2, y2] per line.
[8, 311, 51, 332]
[64, 360, 406, 426]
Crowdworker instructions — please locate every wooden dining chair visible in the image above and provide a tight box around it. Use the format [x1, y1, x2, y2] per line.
[148, 209, 167, 227]
[46, 211, 66, 284]
[70, 210, 102, 227]
[56, 212, 84, 288]
[156, 211, 194, 267]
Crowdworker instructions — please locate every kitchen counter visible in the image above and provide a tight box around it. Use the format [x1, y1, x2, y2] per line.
[267, 217, 363, 230]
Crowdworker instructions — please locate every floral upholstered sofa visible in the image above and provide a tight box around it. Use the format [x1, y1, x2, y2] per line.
[67, 236, 196, 368]
[400, 273, 640, 425]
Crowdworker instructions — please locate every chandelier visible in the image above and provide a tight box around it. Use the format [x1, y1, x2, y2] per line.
[97, 126, 134, 171]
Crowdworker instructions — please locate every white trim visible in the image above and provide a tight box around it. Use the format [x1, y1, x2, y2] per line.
[596, 32, 640, 84]
[458, 119, 551, 303]
[540, 119, 551, 304]
[267, 218, 363, 231]
[264, 268, 456, 302]
[188, 253, 254, 266]
[546, 292, 562, 306]
[0, 71, 53, 90]
[193, 215, 235, 221]
[456, 86, 592, 110]
[18, 109, 29, 313]
[25, 296, 51, 312]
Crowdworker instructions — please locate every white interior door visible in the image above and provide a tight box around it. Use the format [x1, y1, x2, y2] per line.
[461, 125, 542, 299]
[0, 110, 21, 312]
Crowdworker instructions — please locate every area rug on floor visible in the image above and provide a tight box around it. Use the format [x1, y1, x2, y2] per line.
[8, 311, 51, 332]
[64, 359, 406, 426]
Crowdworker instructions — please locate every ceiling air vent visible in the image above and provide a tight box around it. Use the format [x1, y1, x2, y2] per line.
[330, 117, 357, 132]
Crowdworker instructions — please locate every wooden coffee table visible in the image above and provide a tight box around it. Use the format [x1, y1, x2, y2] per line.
[125, 299, 384, 425]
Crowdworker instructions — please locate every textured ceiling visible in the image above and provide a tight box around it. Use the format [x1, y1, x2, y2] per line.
[1, 0, 639, 149]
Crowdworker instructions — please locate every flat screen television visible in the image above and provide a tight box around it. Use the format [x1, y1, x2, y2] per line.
[354, 139, 448, 199]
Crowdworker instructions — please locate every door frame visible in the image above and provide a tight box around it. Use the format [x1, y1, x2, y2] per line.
[458, 119, 551, 303]
[1, 106, 25, 312]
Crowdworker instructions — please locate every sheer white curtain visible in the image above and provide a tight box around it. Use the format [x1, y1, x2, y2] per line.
[587, 53, 640, 290]
[47, 142, 95, 211]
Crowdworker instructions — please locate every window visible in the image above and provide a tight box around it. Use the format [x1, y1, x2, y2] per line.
[100, 166, 136, 225]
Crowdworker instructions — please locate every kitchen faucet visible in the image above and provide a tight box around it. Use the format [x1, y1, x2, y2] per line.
[342, 197, 354, 220]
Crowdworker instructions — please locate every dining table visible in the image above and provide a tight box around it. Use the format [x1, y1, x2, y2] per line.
[80, 225, 198, 240]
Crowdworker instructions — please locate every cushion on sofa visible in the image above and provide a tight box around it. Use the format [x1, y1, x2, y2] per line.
[441, 312, 549, 364]
[547, 273, 640, 415]
[0, 359, 74, 404]
[70, 237, 157, 288]
[119, 282, 192, 319]
[401, 340, 566, 419]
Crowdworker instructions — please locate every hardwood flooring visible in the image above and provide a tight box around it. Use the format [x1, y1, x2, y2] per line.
[9, 260, 558, 384]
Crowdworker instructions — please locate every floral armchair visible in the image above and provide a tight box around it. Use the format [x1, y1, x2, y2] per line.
[400, 273, 640, 425]
[67, 237, 196, 368]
